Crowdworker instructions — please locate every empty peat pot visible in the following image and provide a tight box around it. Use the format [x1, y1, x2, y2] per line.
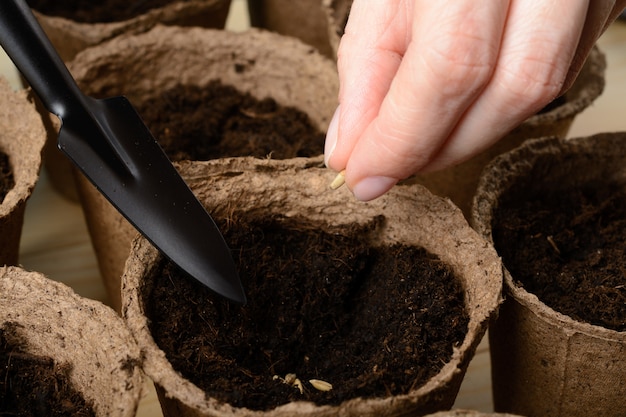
[0, 266, 144, 416]
[28, 0, 232, 201]
[0, 77, 46, 266]
[247, 0, 335, 58]
[247, 0, 352, 61]
[121, 157, 503, 417]
[66, 25, 338, 312]
[472, 133, 626, 417]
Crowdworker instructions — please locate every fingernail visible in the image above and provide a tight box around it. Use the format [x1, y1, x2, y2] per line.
[352, 176, 398, 202]
[324, 105, 340, 167]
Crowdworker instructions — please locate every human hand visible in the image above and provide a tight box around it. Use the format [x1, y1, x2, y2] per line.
[325, 0, 626, 201]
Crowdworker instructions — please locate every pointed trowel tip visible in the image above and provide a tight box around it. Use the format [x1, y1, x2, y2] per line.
[198, 256, 246, 305]
[224, 283, 247, 305]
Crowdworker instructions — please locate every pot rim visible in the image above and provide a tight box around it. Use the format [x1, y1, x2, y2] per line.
[67, 25, 339, 134]
[0, 78, 46, 216]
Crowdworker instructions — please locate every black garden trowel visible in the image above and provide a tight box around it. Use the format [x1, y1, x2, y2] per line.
[0, 0, 246, 304]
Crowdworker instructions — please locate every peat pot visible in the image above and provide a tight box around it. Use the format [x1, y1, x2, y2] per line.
[66, 25, 339, 312]
[247, 0, 334, 58]
[29, 0, 232, 200]
[472, 133, 626, 417]
[122, 157, 503, 417]
[247, 0, 353, 60]
[0, 266, 143, 416]
[0, 77, 46, 266]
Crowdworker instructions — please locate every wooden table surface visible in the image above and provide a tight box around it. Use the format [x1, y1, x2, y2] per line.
[3, 3, 625, 415]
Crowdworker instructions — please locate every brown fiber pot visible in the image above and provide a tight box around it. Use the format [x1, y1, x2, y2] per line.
[0, 77, 46, 266]
[121, 156, 503, 417]
[32, 0, 232, 201]
[407, 45, 606, 219]
[67, 25, 339, 313]
[471, 133, 626, 417]
[0, 266, 144, 416]
[248, 0, 335, 58]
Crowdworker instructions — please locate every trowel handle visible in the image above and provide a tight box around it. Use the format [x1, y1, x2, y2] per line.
[0, 0, 88, 120]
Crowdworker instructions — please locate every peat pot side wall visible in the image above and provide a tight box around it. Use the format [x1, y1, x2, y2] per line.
[472, 133, 626, 417]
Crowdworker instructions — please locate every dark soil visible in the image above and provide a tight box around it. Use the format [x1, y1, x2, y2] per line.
[492, 181, 626, 331]
[0, 151, 15, 204]
[26, 0, 184, 23]
[0, 323, 96, 417]
[135, 81, 325, 161]
[144, 213, 469, 411]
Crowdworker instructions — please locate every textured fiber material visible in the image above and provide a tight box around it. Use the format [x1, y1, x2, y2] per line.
[0, 266, 144, 417]
[472, 133, 626, 417]
[0, 77, 46, 266]
[247, 0, 353, 62]
[323, 0, 351, 58]
[121, 157, 503, 417]
[67, 25, 339, 312]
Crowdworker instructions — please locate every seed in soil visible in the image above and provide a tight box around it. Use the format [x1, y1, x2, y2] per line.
[144, 212, 469, 411]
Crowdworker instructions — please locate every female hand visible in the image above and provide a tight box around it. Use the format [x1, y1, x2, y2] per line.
[325, 0, 626, 201]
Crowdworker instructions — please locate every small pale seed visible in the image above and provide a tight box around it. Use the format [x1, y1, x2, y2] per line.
[309, 379, 333, 391]
[329, 170, 346, 190]
[294, 378, 304, 394]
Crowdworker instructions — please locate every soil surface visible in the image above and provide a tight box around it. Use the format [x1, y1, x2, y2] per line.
[0, 151, 14, 204]
[145, 213, 469, 411]
[492, 181, 626, 331]
[135, 81, 326, 161]
[0, 323, 96, 416]
[26, 0, 184, 23]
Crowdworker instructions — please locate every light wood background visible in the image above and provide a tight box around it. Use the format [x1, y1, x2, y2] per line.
[2, 2, 625, 415]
